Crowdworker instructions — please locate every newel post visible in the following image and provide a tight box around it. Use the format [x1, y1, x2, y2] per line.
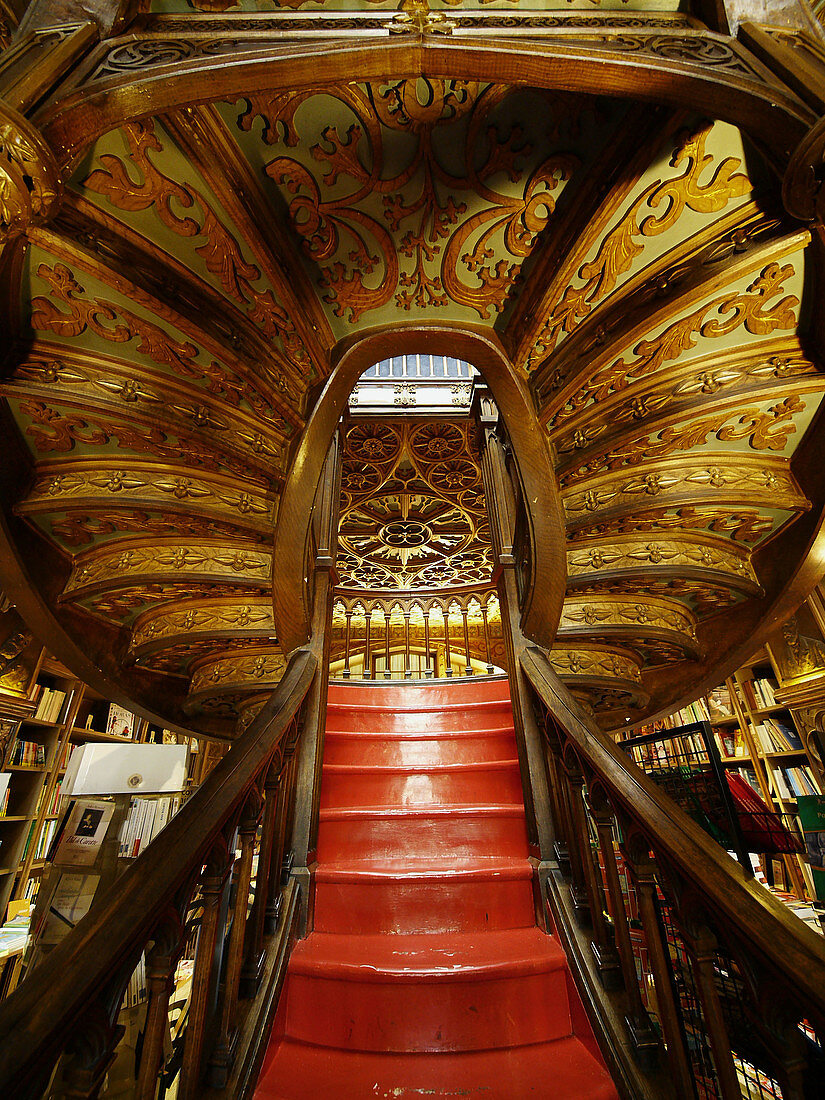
[289, 434, 340, 930]
[477, 399, 554, 864]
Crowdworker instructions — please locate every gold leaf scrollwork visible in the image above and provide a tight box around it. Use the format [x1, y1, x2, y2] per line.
[0, 106, 61, 242]
[552, 262, 799, 427]
[529, 126, 752, 364]
[261, 82, 578, 322]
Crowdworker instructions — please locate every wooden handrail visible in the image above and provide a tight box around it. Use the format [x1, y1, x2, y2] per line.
[0, 648, 318, 1096]
[520, 645, 825, 1022]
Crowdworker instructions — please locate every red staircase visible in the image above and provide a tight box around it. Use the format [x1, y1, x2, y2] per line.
[254, 678, 619, 1099]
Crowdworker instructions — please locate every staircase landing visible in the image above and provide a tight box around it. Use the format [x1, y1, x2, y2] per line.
[254, 679, 618, 1099]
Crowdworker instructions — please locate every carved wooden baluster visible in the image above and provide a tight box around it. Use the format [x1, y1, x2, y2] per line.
[443, 604, 453, 677]
[58, 975, 132, 1100]
[178, 839, 232, 1100]
[343, 610, 352, 679]
[666, 891, 741, 1099]
[135, 910, 187, 1100]
[383, 609, 392, 678]
[404, 610, 411, 679]
[242, 757, 282, 994]
[461, 608, 473, 676]
[540, 711, 573, 875]
[424, 609, 432, 678]
[562, 749, 620, 986]
[749, 988, 810, 1100]
[363, 610, 372, 679]
[621, 834, 695, 1100]
[209, 796, 261, 1086]
[266, 754, 294, 932]
[480, 604, 493, 674]
[586, 783, 659, 1066]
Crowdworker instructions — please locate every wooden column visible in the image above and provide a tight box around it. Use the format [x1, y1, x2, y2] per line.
[563, 756, 620, 985]
[178, 852, 230, 1100]
[443, 605, 453, 677]
[242, 761, 280, 996]
[461, 608, 473, 676]
[424, 610, 432, 678]
[481, 604, 493, 674]
[383, 609, 391, 679]
[479, 415, 554, 860]
[364, 611, 372, 679]
[404, 611, 411, 679]
[623, 846, 695, 1100]
[135, 932, 181, 1100]
[588, 788, 659, 1066]
[209, 808, 259, 1087]
[680, 918, 741, 1099]
[343, 611, 352, 679]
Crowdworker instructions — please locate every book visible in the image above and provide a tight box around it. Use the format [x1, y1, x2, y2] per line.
[52, 799, 115, 867]
[105, 704, 136, 740]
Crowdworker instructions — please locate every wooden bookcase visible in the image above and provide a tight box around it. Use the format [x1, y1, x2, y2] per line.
[627, 590, 825, 907]
[0, 646, 199, 926]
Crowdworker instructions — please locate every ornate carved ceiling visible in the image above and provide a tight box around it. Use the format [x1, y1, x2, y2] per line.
[1, 71, 823, 731]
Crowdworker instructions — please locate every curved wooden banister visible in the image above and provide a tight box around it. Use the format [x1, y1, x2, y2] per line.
[521, 646, 825, 1021]
[0, 648, 318, 1098]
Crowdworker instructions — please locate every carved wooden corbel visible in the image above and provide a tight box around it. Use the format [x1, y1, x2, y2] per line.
[784, 115, 825, 224]
[0, 104, 61, 243]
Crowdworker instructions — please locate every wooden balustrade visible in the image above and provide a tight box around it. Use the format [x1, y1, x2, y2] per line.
[332, 588, 499, 680]
[0, 649, 318, 1100]
[521, 645, 825, 1100]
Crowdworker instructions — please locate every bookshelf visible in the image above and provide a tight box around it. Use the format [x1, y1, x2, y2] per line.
[626, 603, 825, 908]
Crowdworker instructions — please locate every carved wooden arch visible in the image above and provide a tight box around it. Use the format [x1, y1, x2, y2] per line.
[272, 323, 566, 655]
[40, 36, 814, 170]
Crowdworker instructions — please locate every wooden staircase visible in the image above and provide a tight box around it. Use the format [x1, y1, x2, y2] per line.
[254, 678, 619, 1099]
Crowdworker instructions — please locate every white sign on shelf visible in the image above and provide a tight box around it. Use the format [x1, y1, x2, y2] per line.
[63, 744, 188, 796]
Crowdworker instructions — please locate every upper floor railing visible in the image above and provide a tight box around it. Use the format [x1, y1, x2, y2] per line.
[331, 587, 501, 680]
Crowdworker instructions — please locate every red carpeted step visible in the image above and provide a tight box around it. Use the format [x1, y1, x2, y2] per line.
[283, 928, 571, 1052]
[323, 728, 517, 767]
[256, 1036, 619, 1100]
[313, 859, 536, 934]
[317, 804, 528, 862]
[320, 760, 523, 809]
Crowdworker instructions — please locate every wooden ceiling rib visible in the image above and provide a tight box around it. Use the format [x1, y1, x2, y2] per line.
[1, 73, 824, 731]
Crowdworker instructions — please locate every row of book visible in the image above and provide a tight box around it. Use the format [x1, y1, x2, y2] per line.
[771, 764, 821, 801]
[9, 739, 46, 768]
[0, 778, 10, 817]
[36, 779, 62, 818]
[31, 686, 72, 724]
[118, 795, 180, 859]
[123, 953, 147, 1009]
[31, 819, 58, 862]
[752, 718, 803, 754]
[740, 675, 779, 711]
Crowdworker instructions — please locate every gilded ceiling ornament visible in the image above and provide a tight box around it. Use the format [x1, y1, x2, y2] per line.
[386, 0, 455, 36]
[261, 83, 579, 321]
[561, 394, 805, 485]
[63, 542, 271, 596]
[80, 119, 311, 372]
[549, 262, 800, 428]
[528, 126, 752, 366]
[16, 400, 273, 484]
[29, 263, 291, 435]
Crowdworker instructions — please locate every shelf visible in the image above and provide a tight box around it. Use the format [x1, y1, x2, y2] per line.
[709, 715, 739, 726]
[19, 717, 60, 729]
[767, 750, 808, 760]
[0, 816, 32, 824]
[750, 704, 789, 719]
[6, 766, 45, 774]
[70, 727, 138, 745]
[721, 754, 752, 765]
